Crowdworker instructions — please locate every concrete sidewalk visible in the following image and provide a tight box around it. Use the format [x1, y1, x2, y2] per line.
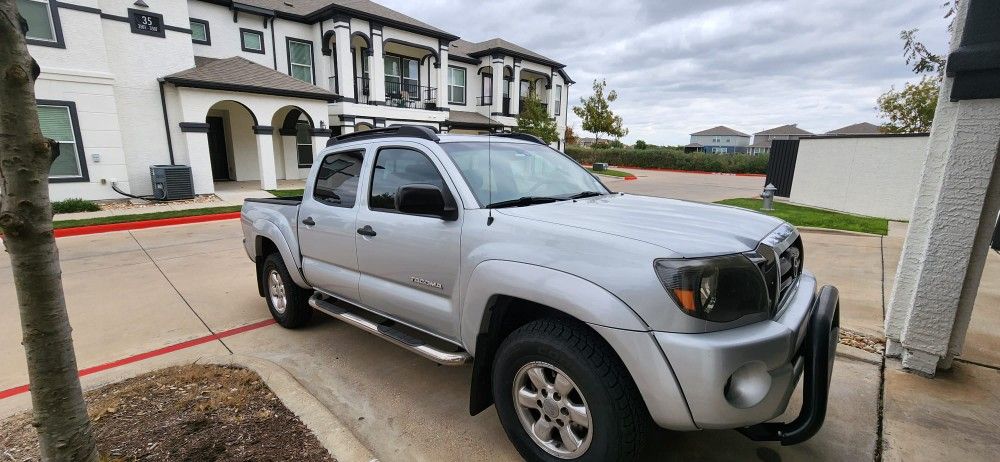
[2, 219, 998, 461]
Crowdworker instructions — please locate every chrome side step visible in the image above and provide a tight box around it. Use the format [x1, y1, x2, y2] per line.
[308, 294, 471, 366]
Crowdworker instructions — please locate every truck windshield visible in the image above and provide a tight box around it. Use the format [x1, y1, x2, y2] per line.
[440, 142, 608, 208]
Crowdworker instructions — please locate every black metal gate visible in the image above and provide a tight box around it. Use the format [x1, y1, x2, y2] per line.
[764, 140, 799, 197]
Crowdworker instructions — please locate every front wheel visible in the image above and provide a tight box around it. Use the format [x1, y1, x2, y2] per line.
[492, 319, 650, 462]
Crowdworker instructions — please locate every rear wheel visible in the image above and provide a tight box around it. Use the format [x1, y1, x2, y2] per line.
[492, 319, 649, 461]
[262, 253, 311, 328]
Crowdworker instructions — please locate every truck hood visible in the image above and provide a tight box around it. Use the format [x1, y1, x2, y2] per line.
[497, 193, 785, 256]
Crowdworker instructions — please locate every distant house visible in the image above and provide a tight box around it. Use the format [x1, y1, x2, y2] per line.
[826, 122, 883, 136]
[686, 126, 751, 153]
[578, 137, 598, 148]
[749, 124, 814, 155]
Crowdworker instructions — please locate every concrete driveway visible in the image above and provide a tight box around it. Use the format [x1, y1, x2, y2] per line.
[2, 209, 998, 460]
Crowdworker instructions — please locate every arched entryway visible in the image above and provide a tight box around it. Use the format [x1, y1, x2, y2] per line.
[272, 106, 315, 180]
[205, 100, 258, 182]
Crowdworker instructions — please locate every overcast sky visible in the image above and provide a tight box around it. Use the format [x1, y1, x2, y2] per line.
[379, 0, 952, 145]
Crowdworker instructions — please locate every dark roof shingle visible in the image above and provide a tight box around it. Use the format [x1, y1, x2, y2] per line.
[825, 122, 883, 135]
[163, 56, 338, 101]
[690, 125, 750, 137]
[237, 1, 456, 38]
[754, 124, 813, 136]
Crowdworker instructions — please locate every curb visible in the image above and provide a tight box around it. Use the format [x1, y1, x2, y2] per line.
[582, 164, 765, 177]
[197, 354, 379, 462]
[53, 211, 241, 238]
[797, 226, 886, 238]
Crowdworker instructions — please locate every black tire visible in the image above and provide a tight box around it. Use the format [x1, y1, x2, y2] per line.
[261, 253, 312, 328]
[492, 318, 650, 462]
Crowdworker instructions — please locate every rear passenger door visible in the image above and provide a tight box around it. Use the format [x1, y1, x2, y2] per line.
[298, 148, 367, 303]
[354, 144, 464, 341]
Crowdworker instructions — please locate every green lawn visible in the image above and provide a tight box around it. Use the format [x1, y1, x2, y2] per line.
[267, 189, 305, 197]
[51, 205, 242, 230]
[715, 198, 889, 235]
[587, 167, 634, 178]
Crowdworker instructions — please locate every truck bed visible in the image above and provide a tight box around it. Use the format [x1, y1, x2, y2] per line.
[244, 196, 303, 206]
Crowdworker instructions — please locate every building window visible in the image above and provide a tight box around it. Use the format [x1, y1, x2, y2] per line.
[37, 101, 88, 182]
[448, 66, 466, 104]
[190, 18, 210, 45]
[18, 0, 63, 47]
[385, 55, 419, 100]
[711, 147, 728, 154]
[296, 121, 313, 167]
[555, 84, 562, 115]
[240, 28, 264, 54]
[287, 39, 314, 83]
[712, 136, 721, 143]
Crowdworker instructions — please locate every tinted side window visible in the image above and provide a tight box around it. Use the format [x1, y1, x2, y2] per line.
[314, 150, 364, 207]
[369, 147, 446, 212]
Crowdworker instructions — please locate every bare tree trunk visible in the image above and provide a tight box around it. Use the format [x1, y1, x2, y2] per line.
[0, 2, 98, 461]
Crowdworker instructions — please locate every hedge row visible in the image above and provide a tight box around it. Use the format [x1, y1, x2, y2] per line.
[565, 146, 769, 174]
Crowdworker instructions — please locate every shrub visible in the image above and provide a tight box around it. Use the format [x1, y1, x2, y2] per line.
[52, 198, 101, 214]
[564, 146, 769, 174]
[634, 140, 648, 150]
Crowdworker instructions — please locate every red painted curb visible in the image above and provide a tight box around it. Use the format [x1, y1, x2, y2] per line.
[624, 176, 638, 180]
[53, 211, 242, 238]
[0, 318, 276, 400]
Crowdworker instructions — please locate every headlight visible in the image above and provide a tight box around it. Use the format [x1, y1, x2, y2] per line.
[654, 254, 769, 323]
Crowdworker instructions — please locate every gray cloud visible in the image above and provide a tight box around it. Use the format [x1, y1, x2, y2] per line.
[381, 0, 951, 144]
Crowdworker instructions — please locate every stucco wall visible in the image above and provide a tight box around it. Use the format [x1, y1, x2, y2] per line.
[789, 135, 930, 221]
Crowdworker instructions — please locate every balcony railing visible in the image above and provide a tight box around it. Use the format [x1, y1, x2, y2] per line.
[385, 80, 437, 110]
[356, 77, 372, 105]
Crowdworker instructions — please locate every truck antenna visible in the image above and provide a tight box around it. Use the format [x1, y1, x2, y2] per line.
[487, 118, 494, 226]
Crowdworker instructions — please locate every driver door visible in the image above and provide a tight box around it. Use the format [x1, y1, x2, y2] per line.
[354, 144, 464, 341]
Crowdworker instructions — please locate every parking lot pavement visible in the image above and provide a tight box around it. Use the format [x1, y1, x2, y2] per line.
[602, 168, 766, 203]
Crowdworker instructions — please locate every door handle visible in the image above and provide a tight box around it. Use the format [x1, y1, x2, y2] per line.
[357, 225, 377, 237]
[301, 217, 315, 226]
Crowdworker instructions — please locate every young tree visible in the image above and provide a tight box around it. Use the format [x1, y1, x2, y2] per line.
[515, 84, 559, 144]
[564, 126, 579, 146]
[877, 77, 939, 133]
[634, 140, 648, 150]
[572, 79, 627, 144]
[0, 2, 99, 461]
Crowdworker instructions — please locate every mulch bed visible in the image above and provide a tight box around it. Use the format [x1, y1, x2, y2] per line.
[0, 364, 334, 462]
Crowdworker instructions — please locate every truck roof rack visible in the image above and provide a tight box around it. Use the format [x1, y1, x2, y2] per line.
[326, 125, 440, 147]
[492, 132, 546, 145]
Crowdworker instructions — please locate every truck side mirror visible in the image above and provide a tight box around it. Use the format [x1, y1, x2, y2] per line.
[396, 184, 458, 220]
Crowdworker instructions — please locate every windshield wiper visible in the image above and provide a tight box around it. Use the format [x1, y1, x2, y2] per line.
[567, 191, 605, 199]
[486, 196, 566, 209]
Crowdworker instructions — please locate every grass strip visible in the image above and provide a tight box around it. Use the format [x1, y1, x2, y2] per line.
[587, 167, 635, 178]
[52, 205, 242, 230]
[715, 198, 889, 235]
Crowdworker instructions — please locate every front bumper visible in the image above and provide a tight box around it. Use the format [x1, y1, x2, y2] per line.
[653, 271, 839, 442]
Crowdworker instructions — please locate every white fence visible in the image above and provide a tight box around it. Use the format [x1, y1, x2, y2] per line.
[789, 134, 930, 221]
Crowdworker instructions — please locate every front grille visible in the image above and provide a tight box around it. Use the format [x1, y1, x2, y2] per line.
[752, 224, 803, 316]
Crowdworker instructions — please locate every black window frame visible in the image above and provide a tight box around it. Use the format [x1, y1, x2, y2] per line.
[295, 121, 313, 168]
[384, 53, 421, 101]
[285, 37, 315, 84]
[312, 148, 366, 208]
[367, 145, 454, 218]
[240, 27, 265, 54]
[189, 18, 210, 45]
[36, 99, 89, 183]
[555, 84, 562, 116]
[447, 65, 467, 105]
[20, 0, 65, 48]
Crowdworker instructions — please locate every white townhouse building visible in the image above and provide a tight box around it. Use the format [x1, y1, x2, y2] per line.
[17, 0, 574, 200]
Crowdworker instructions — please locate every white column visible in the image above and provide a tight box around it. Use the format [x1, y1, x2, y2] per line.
[510, 59, 522, 115]
[254, 126, 278, 190]
[491, 55, 504, 116]
[546, 77, 557, 118]
[885, 0, 1000, 376]
[340, 117, 355, 135]
[280, 135, 299, 180]
[333, 17, 354, 102]
[370, 26, 385, 104]
[437, 41, 449, 110]
[181, 127, 214, 195]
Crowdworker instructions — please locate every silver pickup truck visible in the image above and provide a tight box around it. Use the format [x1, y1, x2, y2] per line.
[241, 126, 840, 461]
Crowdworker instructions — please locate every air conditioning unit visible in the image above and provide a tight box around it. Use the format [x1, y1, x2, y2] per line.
[149, 165, 194, 200]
